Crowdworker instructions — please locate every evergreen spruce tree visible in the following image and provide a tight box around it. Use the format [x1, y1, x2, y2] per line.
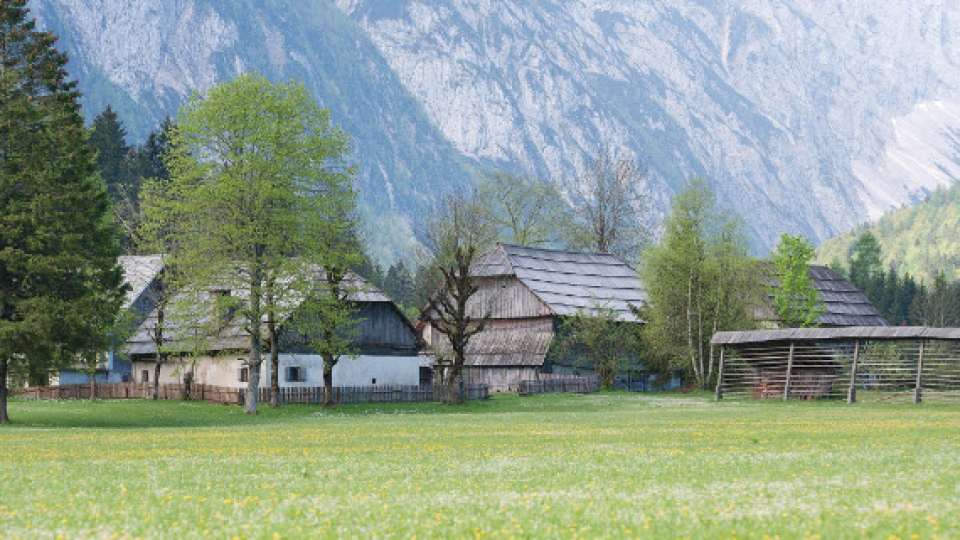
[384, 260, 415, 309]
[89, 105, 130, 201]
[0, 0, 126, 423]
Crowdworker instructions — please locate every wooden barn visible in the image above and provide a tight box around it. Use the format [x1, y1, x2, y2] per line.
[722, 269, 887, 399]
[421, 244, 646, 392]
[124, 274, 420, 389]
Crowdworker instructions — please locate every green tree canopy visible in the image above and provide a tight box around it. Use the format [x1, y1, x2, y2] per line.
[140, 73, 356, 414]
[770, 233, 825, 328]
[0, 0, 126, 422]
[640, 178, 761, 389]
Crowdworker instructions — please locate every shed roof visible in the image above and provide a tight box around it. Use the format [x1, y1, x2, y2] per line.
[712, 326, 960, 346]
[476, 244, 646, 322]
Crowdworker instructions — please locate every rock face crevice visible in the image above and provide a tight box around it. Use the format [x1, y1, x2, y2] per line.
[29, 0, 960, 259]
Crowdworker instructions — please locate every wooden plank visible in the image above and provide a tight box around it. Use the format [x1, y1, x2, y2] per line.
[714, 347, 725, 401]
[915, 339, 925, 404]
[784, 342, 795, 401]
[847, 340, 860, 404]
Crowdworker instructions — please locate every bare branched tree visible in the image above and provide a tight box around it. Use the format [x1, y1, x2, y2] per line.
[420, 190, 498, 404]
[564, 148, 651, 262]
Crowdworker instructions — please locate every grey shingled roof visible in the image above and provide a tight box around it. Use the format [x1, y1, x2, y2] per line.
[124, 271, 401, 356]
[713, 326, 960, 346]
[763, 264, 887, 327]
[807, 266, 888, 327]
[493, 244, 646, 322]
[118, 255, 164, 310]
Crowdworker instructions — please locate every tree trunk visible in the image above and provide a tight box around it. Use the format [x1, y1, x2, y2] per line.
[446, 348, 465, 405]
[153, 303, 164, 400]
[153, 361, 161, 400]
[0, 358, 10, 424]
[89, 369, 97, 402]
[181, 371, 193, 401]
[323, 356, 334, 408]
[245, 262, 264, 415]
[686, 275, 700, 385]
[268, 315, 279, 408]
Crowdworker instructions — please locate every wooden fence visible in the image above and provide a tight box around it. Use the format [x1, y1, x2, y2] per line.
[518, 376, 599, 396]
[18, 383, 243, 405]
[242, 383, 490, 405]
[18, 382, 490, 406]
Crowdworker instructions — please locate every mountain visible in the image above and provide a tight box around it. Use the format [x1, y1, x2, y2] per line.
[30, 0, 960, 262]
[817, 182, 960, 284]
[30, 0, 476, 264]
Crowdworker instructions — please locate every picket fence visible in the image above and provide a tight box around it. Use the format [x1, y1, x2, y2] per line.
[19, 382, 243, 405]
[518, 376, 600, 395]
[18, 382, 490, 406]
[242, 383, 490, 405]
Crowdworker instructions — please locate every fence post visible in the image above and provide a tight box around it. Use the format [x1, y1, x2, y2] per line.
[847, 340, 860, 404]
[783, 342, 795, 401]
[714, 347, 725, 401]
[914, 339, 925, 404]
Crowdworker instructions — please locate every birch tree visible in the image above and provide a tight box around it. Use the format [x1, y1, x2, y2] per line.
[640, 178, 760, 389]
[141, 73, 355, 414]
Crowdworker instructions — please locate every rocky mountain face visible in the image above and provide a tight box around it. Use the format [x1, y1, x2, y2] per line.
[29, 0, 960, 261]
[31, 0, 475, 263]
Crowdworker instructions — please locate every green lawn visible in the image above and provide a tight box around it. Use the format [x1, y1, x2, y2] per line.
[1, 393, 957, 539]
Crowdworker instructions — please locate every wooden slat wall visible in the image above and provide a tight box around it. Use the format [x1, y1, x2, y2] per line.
[468, 277, 553, 319]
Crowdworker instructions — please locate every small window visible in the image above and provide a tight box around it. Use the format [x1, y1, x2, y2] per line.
[286, 366, 304, 383]
[141, 370, 150, 383]
[239, 367, 249, 383]
[371, 378, 377, 385]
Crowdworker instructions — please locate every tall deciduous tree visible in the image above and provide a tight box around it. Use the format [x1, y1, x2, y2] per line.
[640, 178, 760, 389]
[141, 73, 355, 414]
[563, 148, 651, 262]
[771, 233, 825, 328]
[0, 0, 126, 422]
[476, 170, 566, 247]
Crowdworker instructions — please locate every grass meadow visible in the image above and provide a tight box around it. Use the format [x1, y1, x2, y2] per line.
[0, 393, 957, 539]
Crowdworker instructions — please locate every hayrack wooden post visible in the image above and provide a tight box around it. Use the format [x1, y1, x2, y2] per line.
[784, 342, 795, 401]
[914, 339, 925, 404]
[847, 340, 861, 404]
[714, 346, 725, 401]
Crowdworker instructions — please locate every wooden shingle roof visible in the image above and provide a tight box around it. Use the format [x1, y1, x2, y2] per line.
[807, 266, 887, 327]
[476, 244, 646, 322]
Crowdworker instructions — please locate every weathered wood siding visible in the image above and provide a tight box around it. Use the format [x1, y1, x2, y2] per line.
[353, 303, 417, 352]
[467, 276, 553, 319]
[281, 302, 417, 356]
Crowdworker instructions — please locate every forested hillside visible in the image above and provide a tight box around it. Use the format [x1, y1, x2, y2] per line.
[817, 182, 960, 284]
